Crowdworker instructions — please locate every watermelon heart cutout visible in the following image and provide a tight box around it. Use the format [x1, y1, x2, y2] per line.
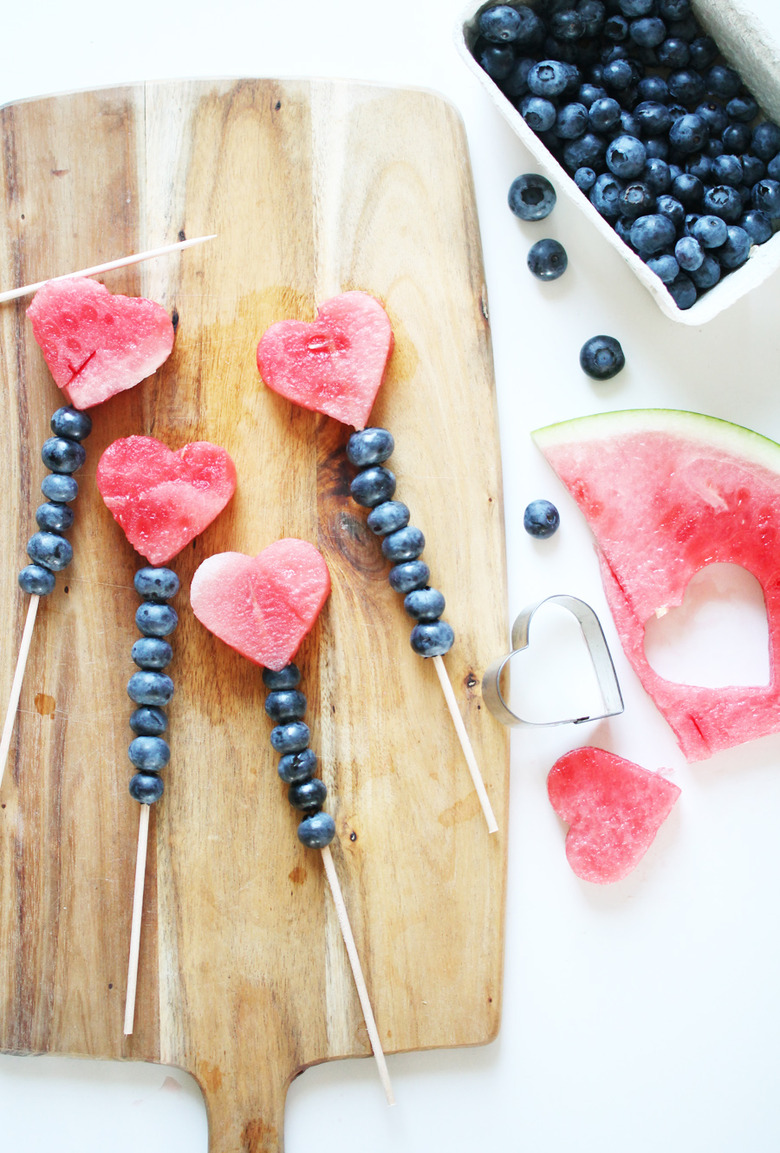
[27, 276, 175, 410]
[96, 436, 237, 566]
[548, 747, 681, 884]
[190, 539, 331, 671]
[534, 409, 780, 761]
[256, 291, 394, 429]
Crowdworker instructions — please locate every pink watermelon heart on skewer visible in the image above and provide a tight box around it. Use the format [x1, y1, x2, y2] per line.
[96, 436, 238, 566]
[548, 746, 681, 884]
[27, 276, 175, 410]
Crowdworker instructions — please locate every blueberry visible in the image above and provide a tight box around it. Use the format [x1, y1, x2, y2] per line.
[297, 811, 336, 849]
[262, 663, 301, 690]
[382, 525, 425, 563]
[659, 0, 692, 16]
[41, 474, 78, 503]
[630, 16, 666, 48]
[27, 530, 72, 571]
[743, 155, 767, 186]
[606, 134, 647, 178]
[727, 94, 759, 123]
[689, 254, 721, 289]
[18, 564, 56, 596]
[589, 96, 622, 132]
[602, 59, 634, 92]
[521, 95, 557, 133]
[694, 101, 729, 138]
[135, 602, 178, 637]
[477, 43, 515, 82]
[366, 501, 410, 536]
[278, 747, 317, 784]
[722, 123, 751, 154]
[404, 587, 446, 621]
[657, 37, 690, 69]
[563, 132, 607, 173]
[528, 59, 570, 98]
[550, 9, 584, 40]
[667, 272, 697, 309]
[523, 499, 560, 537]
[687, 34, 717, 68]
[630, 213, 677, 254]
[702, 184, 743, 222]
[508, 173, 557, 220]
[619, 0, 654, 16]
[675, 235, 704, 271]
[265, 689, 307, 722]
[686, 154, 713, 184]
[579, 0, 606, 38]
[127, 670, 175, 707]
[637, 75, 669, 103]
[527, 238, 568, 280]
[647, 253, 680, 283]
[350, 465, 396, 508]
[579, 82, 608, 108]
[717, 225, 751, 269]
[668, 113, 708, 155]
[130, 706, 168, 736]
[41, 436, 86, 474]
[410, 620, 455, 658]
[50, 407, 92, 441]
[618, 180, 655, 218]
[288, 777, 327, 813]
[129, 772, 165, 804]
[133, 567, 180, 602]
[502, 56, 535, 99]
[633, 101, 671, 138]
[740, 208, 773, 244]
[691, 214, 728, 248]
[270, 721, 310, 755]
[752, 179, 780, 219]
[671, 173, 703, 207]
[132, 637, 173, 669]
[478, 4, 524, 43]
[668, 70, 705, 106]
[712, 154, 742, 188]
[589, 173, 623, 218]
[574, 166, 597, 192]
[346, 428, 394, 467]
[388, 560, 430, 594]
[35, 502, 74, 532]
[129, 736, 170, 772]
[656, 193, 685, 229]
[643, 158, 671, 194]
[705, 64, 742, 101]
[603, 14, 629, 42]
[579, 334, 626, 379]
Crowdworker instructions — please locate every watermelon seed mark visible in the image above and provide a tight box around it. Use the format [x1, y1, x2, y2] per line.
[65, 348, 97, 385]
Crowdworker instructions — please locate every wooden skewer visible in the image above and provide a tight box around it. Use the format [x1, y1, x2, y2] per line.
[320, 843, 395, 1105]
[0, 234, 217, 304]
[124, 802, 151, 1035]
[0, 594, 40, 789]
[433, 654, 498, 834]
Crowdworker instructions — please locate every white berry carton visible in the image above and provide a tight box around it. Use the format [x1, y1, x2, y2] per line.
[456, 0, 780, 324]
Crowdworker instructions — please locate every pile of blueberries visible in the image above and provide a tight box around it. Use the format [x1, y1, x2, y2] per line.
[347, 427, 455, 659]
[472, 0, 780, 308]
[263, 663, 336, 849]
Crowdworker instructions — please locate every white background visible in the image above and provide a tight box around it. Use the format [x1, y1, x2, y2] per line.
[3, 1, 780, 1150]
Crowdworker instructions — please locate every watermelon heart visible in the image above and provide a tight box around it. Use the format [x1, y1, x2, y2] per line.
[548, 747, 681, 884]
[256, 291, 394, 429]
[189, 539, 331, 671]
[534, 409, 780, 761]
[96, 436, 237, 566]
[27, 276, 175, 410]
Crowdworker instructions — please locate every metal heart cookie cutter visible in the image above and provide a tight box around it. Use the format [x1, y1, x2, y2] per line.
[482, 594, 624, 726]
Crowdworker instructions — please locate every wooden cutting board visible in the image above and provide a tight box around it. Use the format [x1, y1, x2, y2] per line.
[0, 79, 509, 1152]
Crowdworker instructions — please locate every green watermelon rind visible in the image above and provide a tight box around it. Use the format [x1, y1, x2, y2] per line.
[531, 407, 780, 762]
[532, 409, 780, 474]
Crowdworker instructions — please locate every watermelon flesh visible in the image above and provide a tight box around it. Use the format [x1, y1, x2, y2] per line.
[190, 540, 331, 672]
[256, 291, 394, 429]
[96, 437, 237, 566]
[27, 277, 175, 409]
[533, 409, 780, 761]
[548, 746, 680, 884]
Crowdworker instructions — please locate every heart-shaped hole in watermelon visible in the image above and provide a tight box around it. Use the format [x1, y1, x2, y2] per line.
[643, 563, 770, 688]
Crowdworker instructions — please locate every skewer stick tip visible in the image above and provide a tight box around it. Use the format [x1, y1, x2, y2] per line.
[124, 802, 152, 1036]
[0, 594, 41, 791]
[432, 654, 499, 834]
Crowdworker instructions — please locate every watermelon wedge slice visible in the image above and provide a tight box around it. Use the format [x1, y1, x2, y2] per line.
[190, 539, 331, 671]
[27, 277, 175, 409]
[533, 409, 780, 761]
[548, 747, 680, 884]
[256, 291, 394, 429]
[96, 436, 237, 565]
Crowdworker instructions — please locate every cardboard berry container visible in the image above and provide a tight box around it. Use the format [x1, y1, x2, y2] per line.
[456, 0, 780, 324]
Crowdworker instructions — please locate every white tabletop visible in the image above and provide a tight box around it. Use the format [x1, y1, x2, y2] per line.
[3, 1, 780, 1150]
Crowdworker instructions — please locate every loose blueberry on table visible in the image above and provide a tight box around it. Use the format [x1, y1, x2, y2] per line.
[527, 237, 568, 280]
[523, 499, 560, 538]
[472, 0, 780, 308]
[508, 172, 557, 220]
[580, 334, 626, 380]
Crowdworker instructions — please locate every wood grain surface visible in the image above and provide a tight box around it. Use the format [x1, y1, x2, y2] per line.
[0, 79, 509, 1152]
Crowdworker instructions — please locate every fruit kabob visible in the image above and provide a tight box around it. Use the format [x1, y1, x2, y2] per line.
[256, 290, 498, 833]
[0, 236, 214, 786]
[96, 433, 237, 1034]
[190, 537, 394, 1103]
